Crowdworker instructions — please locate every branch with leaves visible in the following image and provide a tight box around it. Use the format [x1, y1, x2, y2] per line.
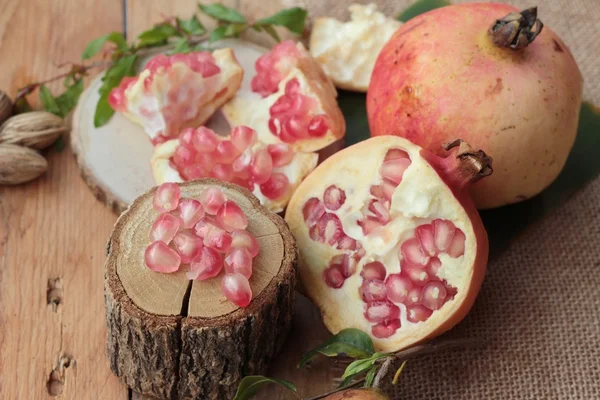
[15, 3, 307, 126]
[234, 328, 484, 399]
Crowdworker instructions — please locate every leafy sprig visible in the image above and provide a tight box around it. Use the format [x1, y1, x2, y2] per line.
[15, 3, 307, 126]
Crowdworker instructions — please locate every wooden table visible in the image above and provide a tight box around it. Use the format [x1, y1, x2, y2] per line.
[0, 1, 340, 398]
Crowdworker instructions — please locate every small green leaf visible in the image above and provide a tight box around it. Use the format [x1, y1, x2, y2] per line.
[257, 24, 281, 42]
[339, 372, 360, 388]
[341, 353, 388, 381]
[94, 54, 138, 127]
[392, 360, 408, 384]
[82, 32, 126, 59]
[210, 25, 228, 42]
[169, 37, 192, 54]
[177, 15, 206, 35]
[199, 3, 246, 23]
[55, 79, 84, 117]
[224, 23, 247, 37]
[298, 328, 375, 368]
[107, 32, 128, 50]
[39, 85, 61, 116]
[137, 23, 180, 47]
[396, 0, 452, 22]
[233, 376, 298, 400]
[256, 7, 307, 35]
[364, 366, 377, 387]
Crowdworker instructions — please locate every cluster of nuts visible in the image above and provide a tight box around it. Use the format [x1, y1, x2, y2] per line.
[0, 90, 66, 185]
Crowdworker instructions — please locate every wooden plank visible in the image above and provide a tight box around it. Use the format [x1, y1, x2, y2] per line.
[0, 0, 127, 399]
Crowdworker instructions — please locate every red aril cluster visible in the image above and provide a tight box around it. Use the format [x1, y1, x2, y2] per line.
[145, 183, 260, 307]
[251, 40, 302, 97]
[169, 126, 294, 200]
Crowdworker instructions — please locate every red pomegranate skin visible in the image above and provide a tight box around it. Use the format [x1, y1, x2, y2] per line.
[367, 3, 583, 209]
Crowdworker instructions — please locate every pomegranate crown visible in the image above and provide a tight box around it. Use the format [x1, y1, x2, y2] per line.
[442, 139, 493, 185]
[489, 7, 544, 49]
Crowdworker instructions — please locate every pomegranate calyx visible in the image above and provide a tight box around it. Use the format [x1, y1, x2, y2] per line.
[442, 139, 493, 186]
[488, 7, 544, 50]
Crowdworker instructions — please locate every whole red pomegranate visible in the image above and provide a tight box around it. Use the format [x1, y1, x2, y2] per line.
[285, 136, 490, 352]
[367, 4, 582, 209]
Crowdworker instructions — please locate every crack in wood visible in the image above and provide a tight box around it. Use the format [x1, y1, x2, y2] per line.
[47, 277, 63, 312]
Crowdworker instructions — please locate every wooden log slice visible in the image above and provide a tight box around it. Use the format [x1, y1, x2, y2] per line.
[105, 179, 297, 399]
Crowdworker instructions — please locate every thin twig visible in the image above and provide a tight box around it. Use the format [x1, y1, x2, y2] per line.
[390, 337, 485, 362]
[372, 358, 392, 388]
[305, 379, 365, 400]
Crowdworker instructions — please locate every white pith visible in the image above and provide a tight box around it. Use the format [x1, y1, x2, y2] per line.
[285, 136, 477, 352]
[121, 48, 243, 140]
[151, 139, 318, 214]
[309, 4, 401, 92]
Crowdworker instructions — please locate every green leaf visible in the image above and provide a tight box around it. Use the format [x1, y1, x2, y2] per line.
[392, 360, 408, 384]
[177, 15, 206, 35]
[233, 376, 298, 400]
[224, 23, 247, 37]
[339, 372, 360, 388]
[256, 7, 307, 35]
[137, 23, 180, 47]
[199, 3, 246, 23]
[298, 328, 375, 368]
[364, 366, 377, 387]
[210, 25, 228, 42]
[170, 37, 192, 54]
[341, 353, 388, 381]
[39, 85, 61, 116]
[396, 0, 452, 22]
[94, 54, 138, 127]
[257, 24, 281, 42]
[82, 32, 127, 59]
[55, 79, 84, 117]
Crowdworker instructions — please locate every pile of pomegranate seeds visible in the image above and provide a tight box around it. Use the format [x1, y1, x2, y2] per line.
[169, 126, 294, 200]
[145, 183, 260, 308]
[301, 148, 466, 338]
[251, 40, 302, 97]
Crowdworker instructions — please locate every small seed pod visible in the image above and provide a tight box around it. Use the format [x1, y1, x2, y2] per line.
[0, 111, 66, 150]
[0, 90, 12, 125]
[0, 143, 48, 185]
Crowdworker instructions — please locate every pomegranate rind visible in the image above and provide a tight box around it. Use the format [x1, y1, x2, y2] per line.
[112, 48, 243, 142]
[309, 4, 401, 92]
[151, 138, 318, 213]
[285, 136, 488, 352]
[222, 42, 345, 153]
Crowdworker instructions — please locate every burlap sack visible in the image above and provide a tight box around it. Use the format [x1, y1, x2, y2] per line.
[243, 0, 600, 397]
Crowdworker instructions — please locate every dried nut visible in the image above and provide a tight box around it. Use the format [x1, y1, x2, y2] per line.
[0, 144, 48, 185]
[0, 90, 12, 125]
[0, 111, 66, 150]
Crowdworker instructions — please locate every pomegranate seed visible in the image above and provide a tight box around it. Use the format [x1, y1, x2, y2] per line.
[364, 301, 400, 323]
[199, 187, 226, 215]
[406, 305, 433, 323]
[216, 201, 248, 231]
[250, 149, 273, 185]
[108, 87, 126, 111]
[181, 165, 207, 180]
[192, 127, 218, 152]
[403, 286, 422, 306]
[173, 145, 195, 166]
[149, 213, 181, 244]
[368, 199, 390, 223]
[267, 143, 294, 167]
[447, 229, 466, 258]
[153, 183, 181, 213]
[230, 229, 260, 258]
[224, 248, 253, 279]
[361, 262, 386, 281]
[260, 173, 289, 200]
[323, 264, 345, 288]
[232, 150, 252, 173]
[323, 185, 346, 211]
[178, 199, 204, 229]
[317, 213, 344, 245]
[421, 281, 448, 311]
[384, 149, 410, 161]
[180, 128, 195, 147]
[215, 140, 240, 164]
[359, 216, 384, 235]
[308, 115, 328, 137]
[221, 273, 252, 307]
[371, 319, 401, 338]
[194, 215, 219, 238]
[302, 198, 325, 227]
[203, 226, 232, 253]
[401, 238, 429, 266]
[427, 257, 443, 277]
[285, 78, 300, 95]
[145, 54, 171, 73]
[145, 241, 181, 273]
[173, 232, 203, 263]
[231, 126, 257, 151]
[211, 164, 234, 181]
[385, 273, 413, 303]
[379, 157, 411, 185]
[403, 262, 431, 286]
[361, 280, 387, 302]
[188, 246, 223, 280]
[381, 179, 397, 200]
[336, 235, 357, 250]
[416, 224, 437, 256]
[309, 225, 325, 243]
[282, 116, 304, 140]
[433, 219, 456, 252]
[270, 95, 293, 115]
[330, 254, 357, 278]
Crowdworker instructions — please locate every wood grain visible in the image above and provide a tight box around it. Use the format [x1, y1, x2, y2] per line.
[0, 0, 126, 399]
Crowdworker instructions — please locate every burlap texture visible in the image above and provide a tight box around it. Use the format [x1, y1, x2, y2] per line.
[243, 0, 600, 397]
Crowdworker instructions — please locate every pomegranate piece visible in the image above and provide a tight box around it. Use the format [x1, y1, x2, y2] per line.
[173, 231, 203, 263]
[364, 301, 400, 323]
[178, 199, 204, 229]
[371, 319, 401, 339]
[385, 274, 413, 303]
[221, 273, 253, 307]
[153, 182, 181, 213]
[149, 213, 181, 244]
[216, 201, 248, 232]
[199, 187, 226, 215]
[188, 246, 223, 281]
[230, 229, 260, 258]
[145, 241, 181, 273]
[224, 248, 253, 279]
[323, 185, 346, 211]
[251, 40, 303, 97]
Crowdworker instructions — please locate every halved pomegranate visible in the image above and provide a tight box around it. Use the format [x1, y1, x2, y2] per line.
[150, 126, 318, 213]
[222, 40, 345, 153]
[108, 49, 243, 145]
[285, 136, 491, 352]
